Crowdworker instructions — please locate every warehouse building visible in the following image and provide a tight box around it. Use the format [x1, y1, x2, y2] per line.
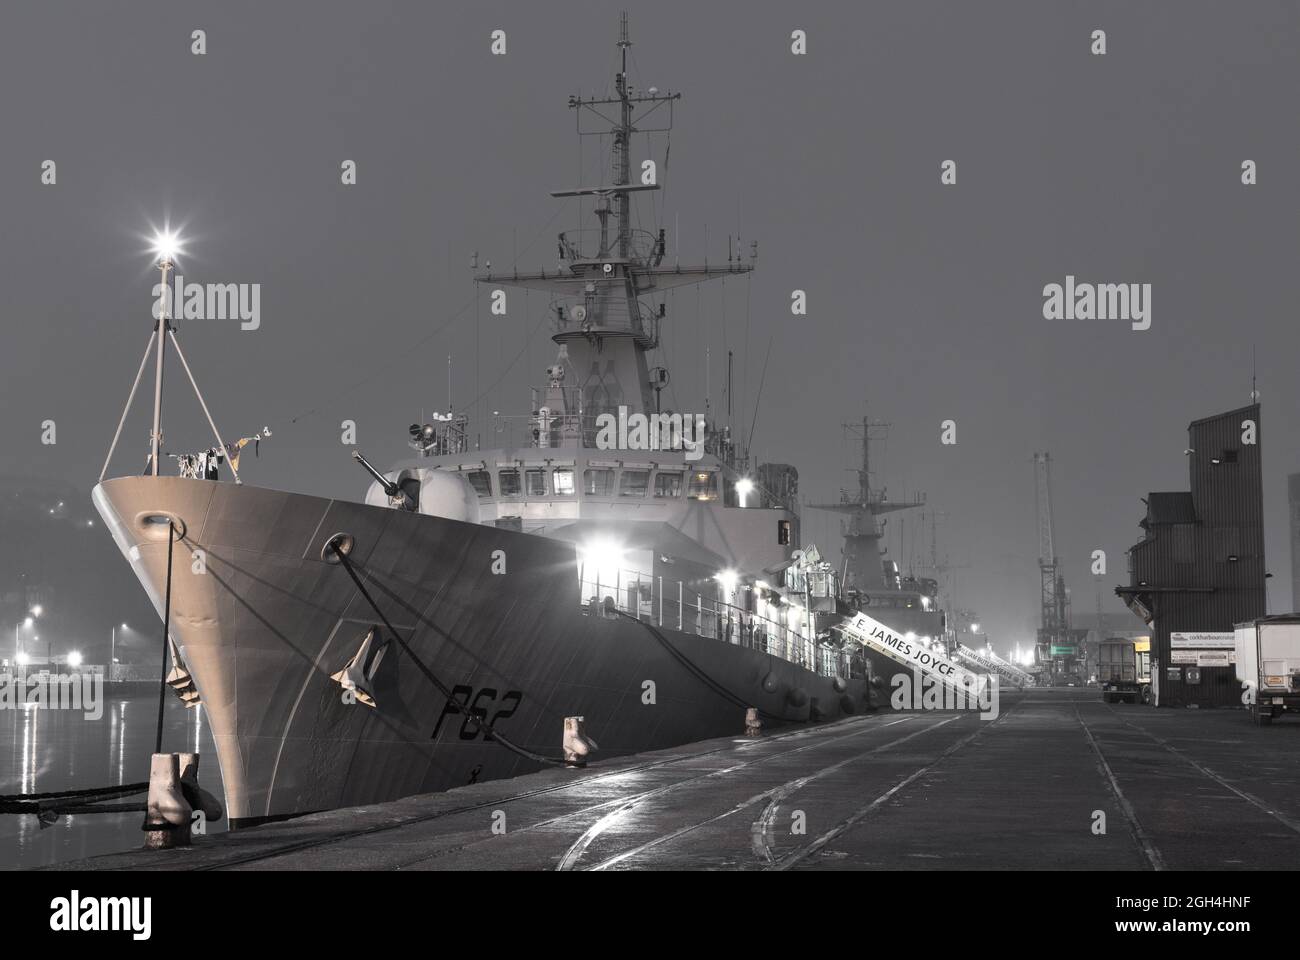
[1116, 403, 1265, 707]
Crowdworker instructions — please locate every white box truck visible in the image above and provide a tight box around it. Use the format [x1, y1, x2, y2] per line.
[1234, 616, 1300, 725]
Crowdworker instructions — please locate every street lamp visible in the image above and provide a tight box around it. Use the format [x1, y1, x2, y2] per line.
[110, 623, 129, 680]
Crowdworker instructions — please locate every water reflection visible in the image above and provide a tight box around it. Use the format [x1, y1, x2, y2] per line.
[0, 692, 225, 869]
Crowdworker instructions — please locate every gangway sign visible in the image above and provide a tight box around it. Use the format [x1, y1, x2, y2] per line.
[838, 611, 991, 696]
[981, 646, 1034, 682]
[955, 644, 1027, 688]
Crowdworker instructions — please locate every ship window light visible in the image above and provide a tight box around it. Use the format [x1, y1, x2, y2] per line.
[619, 469, 650, 497]
[466, 470, 493, 498]
[525, 468, 547, 497]
[584, 468, 614, 497]
[499, 469, 521, 497]
[687, 471, 718, 501]
[654, 471, 684, 498]
[552, 468, 575, 496]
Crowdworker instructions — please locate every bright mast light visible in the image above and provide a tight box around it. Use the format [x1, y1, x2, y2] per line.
[151, 229, 183, 263]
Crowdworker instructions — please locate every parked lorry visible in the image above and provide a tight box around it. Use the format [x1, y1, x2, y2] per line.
[1099, 638, 1140, 704]
[1235, 616, 1300, 725]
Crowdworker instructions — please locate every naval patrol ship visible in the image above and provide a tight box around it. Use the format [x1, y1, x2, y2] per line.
[92, 16, 873, 826]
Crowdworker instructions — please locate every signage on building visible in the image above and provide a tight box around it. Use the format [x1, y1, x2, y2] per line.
[1171, 649, 1235, 666]
[1170, 632, 1235, 649]
[1049, 645, 1076, 656]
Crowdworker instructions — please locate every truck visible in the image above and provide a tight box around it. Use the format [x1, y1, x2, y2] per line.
[1098, 638, 1141, 704]
[1234, 616, 1300, 726]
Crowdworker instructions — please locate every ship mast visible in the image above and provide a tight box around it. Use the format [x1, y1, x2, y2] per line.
[473, 14, 754, 436]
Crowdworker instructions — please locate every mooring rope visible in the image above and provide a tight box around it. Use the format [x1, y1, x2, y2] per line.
[0, 783, 149, 816]
[330, 543, 571, 768]
[154, 519, 176, 754]
[612, 609, 788, 722]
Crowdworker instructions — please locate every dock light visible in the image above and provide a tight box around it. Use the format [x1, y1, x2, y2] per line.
[16, 653, 29, 666]
[67, 651, 83, 668]
[715, 569, 739, 594]
[23, 617, 32, 628]
[734, 477, 755, 507]
[29, 605, 42, 618]
[904, 631, 917, 643]
[971, 623, 981, 633]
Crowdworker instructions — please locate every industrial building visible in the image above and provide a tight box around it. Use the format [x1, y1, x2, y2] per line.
[1289, 472, 1300, 610]
[1116, 403, 1266, 707]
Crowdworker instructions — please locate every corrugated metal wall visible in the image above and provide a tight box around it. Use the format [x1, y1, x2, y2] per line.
[1131, 404, 1265, 708]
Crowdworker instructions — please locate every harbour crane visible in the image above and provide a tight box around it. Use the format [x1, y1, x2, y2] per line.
[1033, 452, 1074, 683]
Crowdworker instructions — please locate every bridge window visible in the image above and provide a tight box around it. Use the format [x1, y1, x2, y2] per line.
[619, 469, 649, 497]
[553, 468, 575, 496]
[525, 468, 547, 497]
[584, 468, 614, 497]
[466, 470, 492, 497]
[687, 470, 718, 501]
[654, 472, 683, 498]
[499, 468, 521, 497]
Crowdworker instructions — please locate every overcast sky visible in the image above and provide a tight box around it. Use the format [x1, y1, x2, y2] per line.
[2, 0, 1298, 647]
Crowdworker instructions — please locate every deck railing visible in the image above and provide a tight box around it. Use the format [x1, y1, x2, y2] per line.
[580, 567, 853, 680]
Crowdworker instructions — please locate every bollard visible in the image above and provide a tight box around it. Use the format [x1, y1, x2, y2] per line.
[745, 707, 762, 737]
[563, 716, 597, 766]
[143, 753, 192, 849]
[177, 752, 224, 823]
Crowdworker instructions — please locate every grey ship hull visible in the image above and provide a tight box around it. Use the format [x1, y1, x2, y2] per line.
[93, 477, 872, 826]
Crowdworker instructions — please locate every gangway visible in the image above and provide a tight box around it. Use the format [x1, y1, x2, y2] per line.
[837, 611, 994, 699]
[954, 644, 1028, 689]
[985, 650, 1035, 686]
[983, 646, 1035, 683]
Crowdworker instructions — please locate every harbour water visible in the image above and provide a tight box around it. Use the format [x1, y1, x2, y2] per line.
[0, 692, 223, 869]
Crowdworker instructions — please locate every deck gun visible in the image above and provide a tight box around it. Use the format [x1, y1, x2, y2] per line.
[352, 451, 416, 509]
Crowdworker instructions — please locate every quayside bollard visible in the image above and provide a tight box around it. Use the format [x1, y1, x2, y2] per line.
[143, 753, 192, 849]
[745, 707, 762, 737]
[563, 716, 597, 766]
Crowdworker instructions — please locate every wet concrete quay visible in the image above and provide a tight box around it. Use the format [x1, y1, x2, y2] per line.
[54, 689, 1300, 871]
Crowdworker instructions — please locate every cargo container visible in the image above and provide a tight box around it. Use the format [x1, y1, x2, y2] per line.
[1234, 616, 1300, 725]
[1098, 639, 1141, 703]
